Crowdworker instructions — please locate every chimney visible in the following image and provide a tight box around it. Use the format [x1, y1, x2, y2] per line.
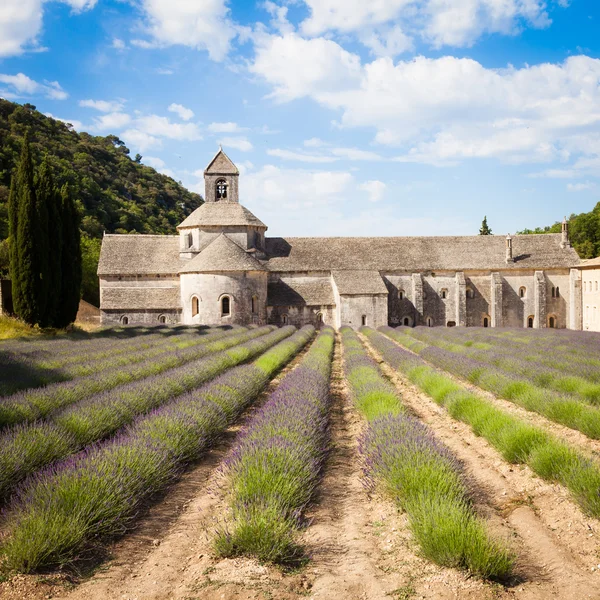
[560, 216, 571, 249]
[506, 234, 514, 263]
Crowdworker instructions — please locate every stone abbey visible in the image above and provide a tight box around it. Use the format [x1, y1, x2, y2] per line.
[98, 149, 584, 330]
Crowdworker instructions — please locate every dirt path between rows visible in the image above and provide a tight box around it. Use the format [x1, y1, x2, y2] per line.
[401, 336, 600, 459]
[6, 334, 600, 600]
[359, 333, 600, 600]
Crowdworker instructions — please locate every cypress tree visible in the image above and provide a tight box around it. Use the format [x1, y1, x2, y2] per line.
[7, 176, 20, 315]
[37, 158, 62, 327]
[479, 216, 492, 235]
[56, 183, 81, 327]
[14, 135, 49, 325]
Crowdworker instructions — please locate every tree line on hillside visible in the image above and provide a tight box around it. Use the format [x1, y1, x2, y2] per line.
[0, 101, 203, 305]
[9, 135, 81, 327]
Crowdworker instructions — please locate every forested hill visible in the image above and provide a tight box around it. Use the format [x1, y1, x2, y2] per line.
[0, 100, 203, 304]
[517, 202, 600, 259]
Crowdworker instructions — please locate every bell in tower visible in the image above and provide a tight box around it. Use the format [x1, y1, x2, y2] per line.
[204, 147, 239, 203]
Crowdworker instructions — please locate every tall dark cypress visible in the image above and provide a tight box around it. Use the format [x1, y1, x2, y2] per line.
[14, 135, 49, 325]
[37, 158, 62, 327]
[56, 183, 81, 327]
[7, 176, 20, 315]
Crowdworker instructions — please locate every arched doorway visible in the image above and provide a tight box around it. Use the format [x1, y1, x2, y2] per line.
[158, 315, 166, 324]
[527, 315, 534, 328]
[120, 315, 129, 325]
[548, 314, 557, 328]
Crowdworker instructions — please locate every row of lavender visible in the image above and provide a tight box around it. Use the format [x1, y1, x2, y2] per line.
[0, 326, 254, 428]
[215, 327, 335, 563]
[403, 326, 600, 386]
[342, 327, 512, 579]
[0, 326, 315, 573]
[0, 326, 225, 399]
[0, 326, 285, 502]
[363, 327, 600, 520]
[383, 327, 600, 439]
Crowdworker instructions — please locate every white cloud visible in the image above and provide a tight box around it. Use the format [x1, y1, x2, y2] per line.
[244, 164, 354, 211]
[168, 103, 194, 121]
[359, 179, 387, 202]
[299, 0, 563, 48]
[331, 147, 382, 161]
[112, 38, 126, 50]
[252, 38, 600, 168]
[134, 114, 202, 140]
[219, 137, 253, 152]
[304, 137, 328, 148]
[267, 148, 338, 163]
[44, 113, 83, 131]
[156, 67, 174, 75]
[121, 129, 163, 152]
[360, 25, 414, 57]
[136, 0, 236, 61]
[142, 156, 174, 177]
[208, 121, 245, 133]
[80, 98, 125, 112]
[91, 112, 132, 131]
[0, 0, 97, 58]
[567, 182, 595, 192]
[251, 32, 362, 102]
[0, 73, 68, 99]
[268, 146, 383, 162]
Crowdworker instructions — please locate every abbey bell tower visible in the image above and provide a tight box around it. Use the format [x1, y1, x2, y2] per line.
[204, 147, 239, 203]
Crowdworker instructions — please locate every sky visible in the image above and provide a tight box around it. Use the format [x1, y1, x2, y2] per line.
[0, 0, 599, 238]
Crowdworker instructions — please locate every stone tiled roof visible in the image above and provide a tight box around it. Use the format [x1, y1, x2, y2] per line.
[101, 287, 181, 310]
[264, 234, 580, 272]
[580, 257, 600, 268]
[178, 202, 266, 229]
[98, 235, 181, 275]
[268, 278, 335, 306]
[179, 234, 267, 273]
[205, 148, 239, 174]
[332, 270, 388, 295]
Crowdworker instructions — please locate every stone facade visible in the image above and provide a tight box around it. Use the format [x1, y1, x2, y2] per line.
[581, 258, 600, 331]
[98, 149, 584, 330]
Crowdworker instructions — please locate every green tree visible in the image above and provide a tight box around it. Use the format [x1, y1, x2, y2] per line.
[7, 177, 19, 305]
[37, 157, 63, 326]
[55, 183, 82, 327]
[13, 135, 50, 325]
[81, 234, 101, 306]
[479, 216, 492, 235]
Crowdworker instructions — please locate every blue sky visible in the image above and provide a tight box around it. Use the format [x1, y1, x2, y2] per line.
[0, 0, 599, 238]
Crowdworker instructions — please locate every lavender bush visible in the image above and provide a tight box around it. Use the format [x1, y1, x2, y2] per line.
[0, 326, 252, 428]
[0, 326, 283, 501]
[362, 327, 600, 519]
[341, 327, 513, 579]
[0, 326, 314, 573]
[381, 327, 600, 439]
[215, 327, 334, 564]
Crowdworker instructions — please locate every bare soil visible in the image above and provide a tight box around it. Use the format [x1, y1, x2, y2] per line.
[360, 332, 600, 599]
[2, 335, 600, 600]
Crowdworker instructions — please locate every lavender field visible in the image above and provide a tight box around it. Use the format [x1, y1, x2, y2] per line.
[1, 324, 600, 600]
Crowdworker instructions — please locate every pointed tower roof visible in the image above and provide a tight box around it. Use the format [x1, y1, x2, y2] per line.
[204, 147, 239, 175]
[179, 234, 267, 273]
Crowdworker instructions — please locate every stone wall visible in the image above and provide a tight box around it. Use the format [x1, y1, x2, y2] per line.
[179, 226, 265, 256]
[101, 310, 181, 325]
[582, 267, 600, 331]
[180, 271, 267, 326]
[267, 305, 335, 328]
[338, 294, 388, 328]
